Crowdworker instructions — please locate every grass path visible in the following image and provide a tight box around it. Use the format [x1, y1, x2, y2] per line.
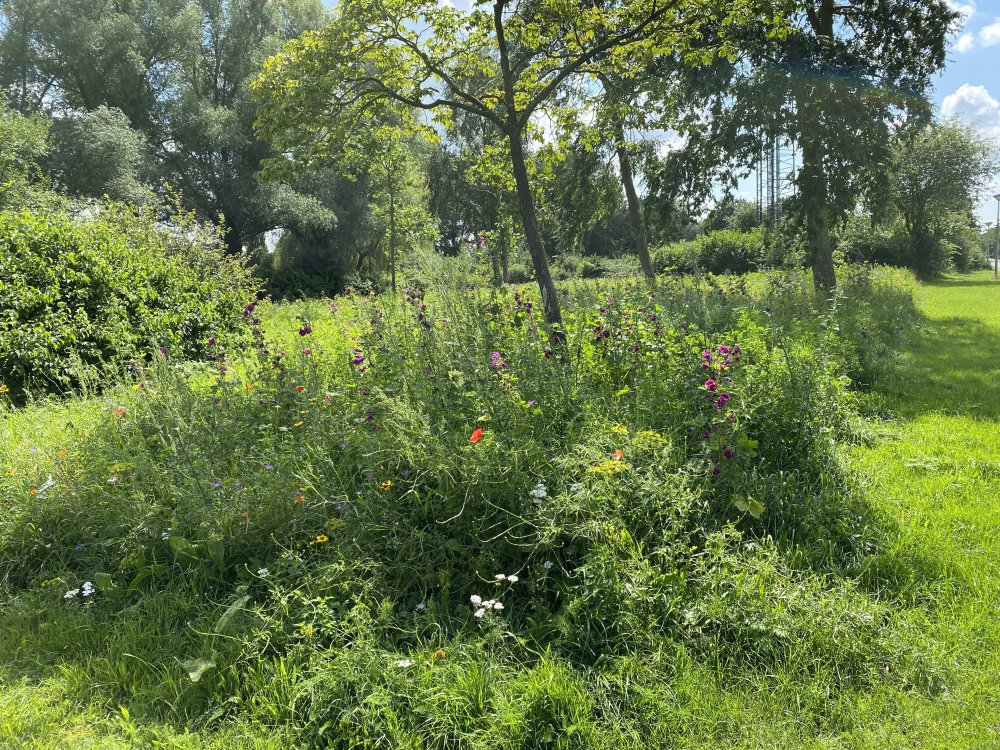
[839, 271, 1000, 746]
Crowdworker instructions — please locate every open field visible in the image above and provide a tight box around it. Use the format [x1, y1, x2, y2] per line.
[2, 269, 999, 748]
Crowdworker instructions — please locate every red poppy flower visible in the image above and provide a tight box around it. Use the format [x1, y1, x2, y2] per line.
[295, 385, 305, 393]
[611, 449, 624, 461]
[469, 428, 484, 443]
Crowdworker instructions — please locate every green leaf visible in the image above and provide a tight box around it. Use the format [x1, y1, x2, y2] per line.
[93, 572, 114, 591]
[180, 657, 216, 683]
[168, 535, 199, 564]
[205, 539, 225, 568]
[214, 595, 250, 633]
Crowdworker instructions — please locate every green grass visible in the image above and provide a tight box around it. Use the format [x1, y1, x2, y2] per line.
[2, 269, 1000, 748]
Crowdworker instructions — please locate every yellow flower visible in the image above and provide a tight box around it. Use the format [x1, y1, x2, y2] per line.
[294, 421, 304, 427]
[380, 480, 392, 491]
[431, 648, 446, 663]
[244, 382, 255, 390]
[0, 384, 9, 394]
[314, 534, 329, 544]
[57, 450, 68, 458]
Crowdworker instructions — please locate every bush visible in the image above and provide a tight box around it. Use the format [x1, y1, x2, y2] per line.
[0, 202, 259, 399]
[652, 228, 767, 274]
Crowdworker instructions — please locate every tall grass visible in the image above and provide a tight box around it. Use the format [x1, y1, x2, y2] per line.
[1, 265, 941, 748]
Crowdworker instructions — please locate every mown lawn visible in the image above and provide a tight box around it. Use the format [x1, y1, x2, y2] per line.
[1, 270, 999, 748]
[836, 271, 1000, 747]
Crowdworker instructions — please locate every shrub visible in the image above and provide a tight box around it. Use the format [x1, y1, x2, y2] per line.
[652, 228, 767, 274]
[0, 201, 259, 399]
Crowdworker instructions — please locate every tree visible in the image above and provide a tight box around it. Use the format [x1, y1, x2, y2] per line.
[0, 100, 50, 209]
[682, 0, 958, 294]
[253, 0, 775, 331]
[891, 120, 998, 276]
[46, 106, 151, 203]
[0, 0, 334, 254]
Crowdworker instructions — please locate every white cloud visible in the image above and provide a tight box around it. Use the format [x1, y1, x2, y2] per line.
[980, 18, 1000, 46]
[946, 0, 976, 21]
[956, 32, 976, 52]
[941, 83, 1000, 138]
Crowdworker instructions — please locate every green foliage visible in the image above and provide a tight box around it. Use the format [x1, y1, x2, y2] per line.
[46, 106, 151, 204]
[0, 101, 51, 210]
[0, 0, 332, 252]
[890, 120, 999, 277]
[0, 201, 259, 399]
[0, 264, 940, 747]
[652, 228, 768, 274]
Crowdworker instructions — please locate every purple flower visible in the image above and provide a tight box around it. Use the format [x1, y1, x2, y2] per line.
[351, 349, 365, 366]
[702, 350, 713, 361]
[544, 349, 554, 360]
[490, 352, 507, 369]
[208, 337, 216, 346]
[712, 466, 721, 476]
[243, 303, 256, 318]
[298, 325, 312, 336]
[723, 446, 734, 460]
[212, 481, 222, 488]
[159, 347, 169, 358]
[704, 379, 718, 392]
[264, 464, 273, 471]
[718, 345, 730, 355]
[303, 348, 312, 356]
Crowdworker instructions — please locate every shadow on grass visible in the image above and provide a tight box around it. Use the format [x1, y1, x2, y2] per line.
[884, 316, 1000, 420]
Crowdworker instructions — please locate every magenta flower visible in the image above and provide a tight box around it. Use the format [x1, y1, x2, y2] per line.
[704, 379, 718, 391]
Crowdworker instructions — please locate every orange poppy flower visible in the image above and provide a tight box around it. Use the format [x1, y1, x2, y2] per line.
[611, 450, 624, 461]
[469, 428, 484, 443]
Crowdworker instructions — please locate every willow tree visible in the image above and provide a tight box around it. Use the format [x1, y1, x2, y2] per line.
[253, 0, 776, 330]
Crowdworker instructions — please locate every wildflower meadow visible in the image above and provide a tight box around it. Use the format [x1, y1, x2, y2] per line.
[9, 259, 1000, 747]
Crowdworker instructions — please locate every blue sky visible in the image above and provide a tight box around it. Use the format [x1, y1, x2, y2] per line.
[936, 0, 1000, 225]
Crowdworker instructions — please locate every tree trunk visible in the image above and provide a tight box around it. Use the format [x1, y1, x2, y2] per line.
[808, 204, 836, 295]
[223, 224, 243, 256]
[389, 188, 397, 294]
[507, 129, 563, 331]
[799, 135, 836, 295]
[615, 124, 655, 279]
[493, 0, 562, 334]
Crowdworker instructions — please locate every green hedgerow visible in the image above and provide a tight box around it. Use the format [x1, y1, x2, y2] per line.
[0, 199, 259, 400]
